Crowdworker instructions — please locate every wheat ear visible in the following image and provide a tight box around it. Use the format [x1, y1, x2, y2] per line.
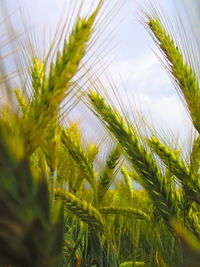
[99, 207, 149, 220]
[185, 210, 200, 238]
[25, 2, 102, 155]
[55, 188, 105, 231]
[148, 136, 200, 205]
[61, 127, 96, 190]
[190, 135, 200, 175]
[147, 18, 200, 134]
[120, 261, 145, 267]
[121, 166, 134, 199]
[88, 91, 177, 225]
[14, 89, 28, 114]
[31, 57, 45, 94]
[87, 143, 99, 163]
[97, 145, 121, 205]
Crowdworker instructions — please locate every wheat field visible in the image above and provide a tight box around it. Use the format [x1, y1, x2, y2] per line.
[0, 0, 200, 266]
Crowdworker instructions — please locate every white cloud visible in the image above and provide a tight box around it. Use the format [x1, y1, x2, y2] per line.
[107, 54, 193, 142]
[136, 93, 192, 137]
[109, 53, 173, 95]
[4, 0, 194, 144]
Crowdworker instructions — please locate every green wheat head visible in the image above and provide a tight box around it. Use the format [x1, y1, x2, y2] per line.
[121, 166, 134, 199]
[88, 90, 177, 225]
[99, 206, 149, 220]
[14, 88, 28, 114]
[147, 18, 200, 134]
[55, 187, 105, 232]
[97, 145, 121, 205]
[190, 135, 200, 175]
[23, 1, 102, 155]
[148, 136, 200, 206]
[61, 125, 96, 189]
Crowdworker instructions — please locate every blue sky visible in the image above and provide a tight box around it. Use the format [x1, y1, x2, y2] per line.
[2, 0, 193, 145]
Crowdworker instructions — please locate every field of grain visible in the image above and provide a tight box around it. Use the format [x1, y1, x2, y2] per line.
[0, 1, 199, 266]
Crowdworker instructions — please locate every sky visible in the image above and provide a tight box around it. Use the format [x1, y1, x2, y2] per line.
[1, 0, 194, 147]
